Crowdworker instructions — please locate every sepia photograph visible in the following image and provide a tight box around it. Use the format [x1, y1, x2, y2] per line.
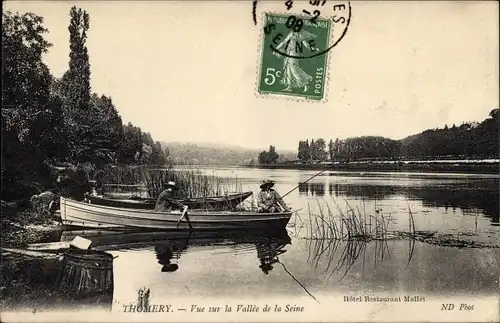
[1, 1, 499, 322]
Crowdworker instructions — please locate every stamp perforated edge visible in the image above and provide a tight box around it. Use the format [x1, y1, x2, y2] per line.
[254, 11, 334, 104]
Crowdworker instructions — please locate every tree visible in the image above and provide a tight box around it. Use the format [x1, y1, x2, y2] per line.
[328, 139, 334, 161]
[296, 109, 498, 163]
[267, 145, 279, 163]
[334, 138, 341, 160]
[398, 109, 498, 158]
[489, 109, 498, 119]
[121, 122, 143, 163]
[64, 6, 91, 162]
[314, 138, 328, 161]
[258, 151, 268, 164]
[297, 141, 306, 161]
[88, 94, 124, 164]
[309, 139, 316, 160]
[152, 141, 166, 165]
[258, 145, 279, 164]
[2, 11, 64, 196]
[67, 6, 90, 113]
[304, 140, 310, 162]
[2, 12, 56, 146]
[297, 140, 311, 162]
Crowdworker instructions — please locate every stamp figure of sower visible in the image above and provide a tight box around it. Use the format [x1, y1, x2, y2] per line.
[258, 13, 331, 101]
[273, 30, 318, 93]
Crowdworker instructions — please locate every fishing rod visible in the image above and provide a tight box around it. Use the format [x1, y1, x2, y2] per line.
[281, 169, 328, 199]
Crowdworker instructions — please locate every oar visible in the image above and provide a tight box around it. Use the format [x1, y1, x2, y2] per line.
[281, 169, 328, 199]
[176, 206, 192, 229]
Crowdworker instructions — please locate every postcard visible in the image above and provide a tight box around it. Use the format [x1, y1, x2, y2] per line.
[1, 1, 499, 322]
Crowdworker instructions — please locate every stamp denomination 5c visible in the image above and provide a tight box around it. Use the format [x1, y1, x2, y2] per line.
[258, 13, 331, 101]
[255, 1, 351, 102]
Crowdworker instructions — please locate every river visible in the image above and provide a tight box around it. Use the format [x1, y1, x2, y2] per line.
[102, 168, 500, 310]
[6, 167, 500, 320]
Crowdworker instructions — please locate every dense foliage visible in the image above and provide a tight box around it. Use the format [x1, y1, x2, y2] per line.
[294, 110, 499, 163]
[2, 12, 60, 198]
[258, 145, 279, 164]
[298, 139, 328, 161]
[2, 8, 165, 199]
[399, 110, 498, 158]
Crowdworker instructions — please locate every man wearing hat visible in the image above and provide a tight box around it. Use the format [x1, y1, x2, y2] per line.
[155, 181, 186, 212]
[257, 179, 290, 213]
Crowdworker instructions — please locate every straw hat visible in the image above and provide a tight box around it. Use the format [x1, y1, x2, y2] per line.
[260, 179, 275, 189]
[161, 264, 179, 272]
[163, 181, 176, 188]
[259, 263, 273, 275]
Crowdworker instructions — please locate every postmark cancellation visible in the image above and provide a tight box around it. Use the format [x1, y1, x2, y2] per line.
[255, 1, 351, 102]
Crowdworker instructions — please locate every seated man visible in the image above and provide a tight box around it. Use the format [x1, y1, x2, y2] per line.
[257, 179, 290, 213]
[155, 181, 186, 212]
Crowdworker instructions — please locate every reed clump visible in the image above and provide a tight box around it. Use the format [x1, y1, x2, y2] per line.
[307, 231, 401, 280]
[142, 168, 242, 199]
[95, 165, 242, 199]
[305, 198, 416, 280]
[307, 198, 416, 242]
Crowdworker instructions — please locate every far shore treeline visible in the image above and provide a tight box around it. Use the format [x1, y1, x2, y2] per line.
[2, 8, 166, 199]
[258, 109, 499, 164]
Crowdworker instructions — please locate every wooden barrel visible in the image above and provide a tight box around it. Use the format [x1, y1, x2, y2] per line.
[56, 248, 114, 297]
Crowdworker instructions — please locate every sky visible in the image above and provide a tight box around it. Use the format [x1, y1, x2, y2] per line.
[4, 1, 499, 151]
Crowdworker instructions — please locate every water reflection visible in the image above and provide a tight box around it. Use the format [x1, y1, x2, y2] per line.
[152, 232, 291, 274]
[298, 182, 499, 224]
[155, 240, 187, 272]
[256, 242, 287, 275]
[59, 229, 292, 274]
[298, 182, 326, 196]
[307, 236, 414, 281]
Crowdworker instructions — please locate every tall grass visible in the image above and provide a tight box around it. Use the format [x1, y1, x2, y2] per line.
[305, 198, 416, 280]
[95, 166, 242, 199]
[307, 234, 403, 280]
[306, 198, 416, 243]
[142, 168, 242, 198]
[308, 199, 396, 242]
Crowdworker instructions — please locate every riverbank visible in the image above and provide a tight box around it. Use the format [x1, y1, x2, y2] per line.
[1, 208, 62, 249]
[244, 161, 499, 174]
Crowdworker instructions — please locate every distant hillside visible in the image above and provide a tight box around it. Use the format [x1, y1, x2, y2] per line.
[399, 109, 498, 158]
[286, 108, 499, 163]
[160, 141, 292, 165]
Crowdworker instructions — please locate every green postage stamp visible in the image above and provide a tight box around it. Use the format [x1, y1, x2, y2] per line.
[257, 13, 332, 101]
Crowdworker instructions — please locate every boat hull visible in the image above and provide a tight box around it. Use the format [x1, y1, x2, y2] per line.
[60, 197, 292, 231]
[62, 228, 291, 250]
[27, 228, 292, 253]
[86, 191, 253, 210]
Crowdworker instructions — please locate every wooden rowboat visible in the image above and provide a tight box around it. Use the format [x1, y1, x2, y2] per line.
[85, 191, 253, 210]
[60, 197, 292, 231]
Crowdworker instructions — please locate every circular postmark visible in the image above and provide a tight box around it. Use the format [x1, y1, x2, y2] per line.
[258, 1, 351, 60]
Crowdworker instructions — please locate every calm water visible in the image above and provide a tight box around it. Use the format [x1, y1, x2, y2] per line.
[26, 168, 500, 312]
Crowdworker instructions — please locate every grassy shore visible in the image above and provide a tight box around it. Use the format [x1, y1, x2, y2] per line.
[247, 161, 499, 174]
